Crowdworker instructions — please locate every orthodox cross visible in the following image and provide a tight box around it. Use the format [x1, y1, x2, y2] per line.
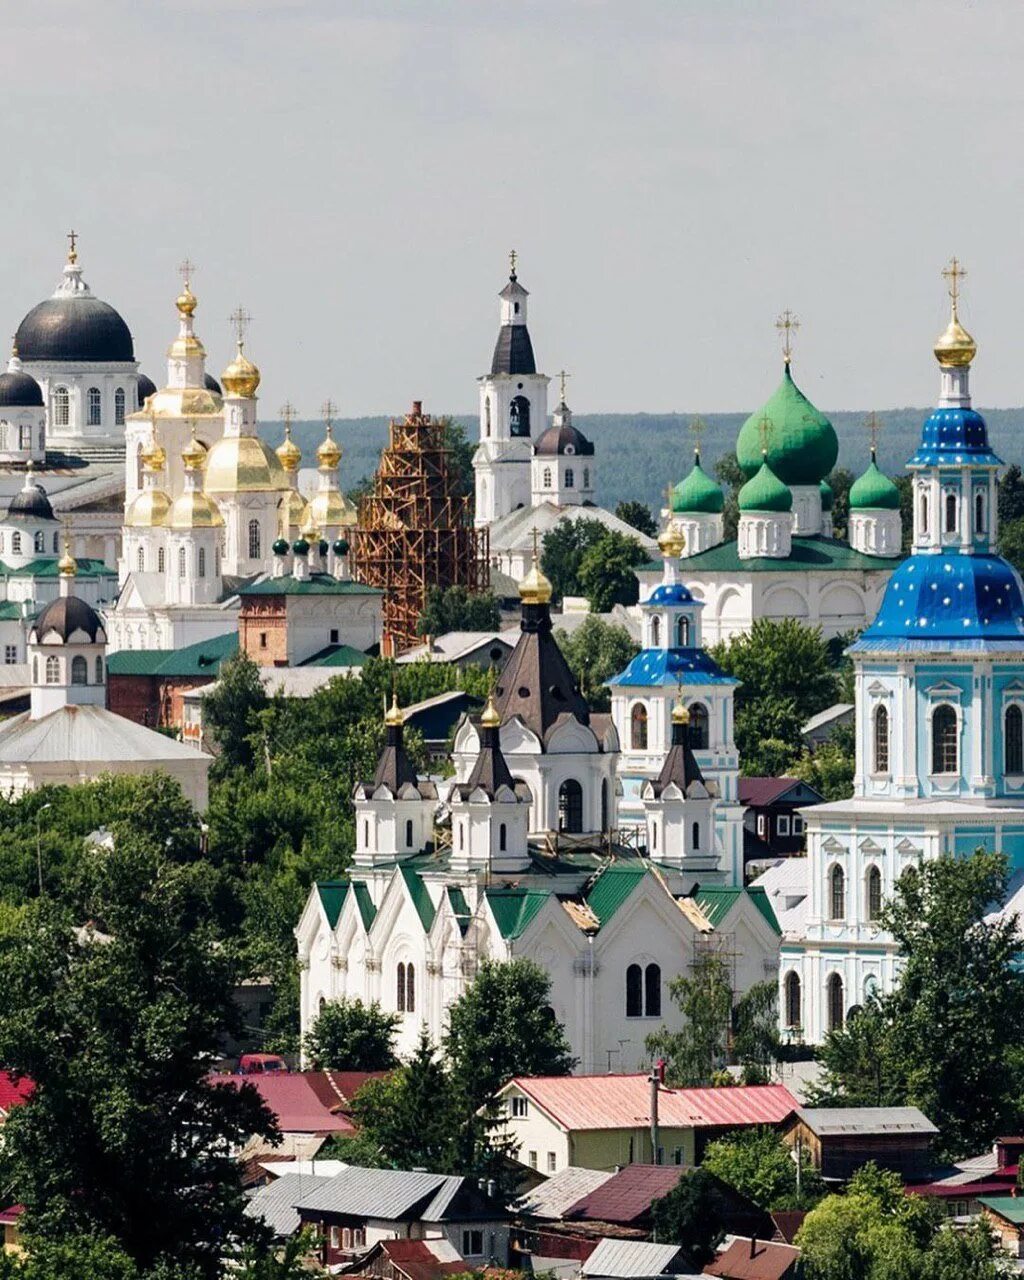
[66, 229, 78, 263]
[229, 306, 251, 345]
[509, 248, 518, 278]
[757, 413, 774, 456]
[557, 369, 571, 403]
[943, 256, 966, 311]
[178, 257, 196, 289]
[530, 524, 541, 562]
[689, 416, 707, 458]
[280, 401, 297, 430]
[776, 309, 799, 364]
[321, 399, 337, 430]
[866, 411, 883, 457]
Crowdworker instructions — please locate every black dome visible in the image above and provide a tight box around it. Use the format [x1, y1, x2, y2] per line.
[534, 422, 594, 457]
[32, 595, 104, 643]
[136, 372, 157, 407]
[0, 369, 43, 408]
[7, 484, 55, 521]
[15, 296, 134, 363]
[204, 373, 222, 395]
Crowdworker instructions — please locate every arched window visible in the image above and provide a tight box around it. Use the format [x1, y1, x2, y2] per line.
[396, 962, 407, 1013]
[583, 468, 590, 489]
[919, 492, 928, 534]
[177, 546, 186, 579]
[872, 704, 889, 773]
[114, 387, 126, 425]
[52, 532, 58, 553]
[484, 397, 491, 437]
[644, 964, 661, 1017]
[95, 656, 103, 684]
[692, 821, 700, 850]
[33, 531, 44, 553]
[405, 964, 415, 1013]
[689, 702, 709, 750]
[198, 547, 206, 578]
[626, 963, 643, 1018]
[542, 467, 552, 489]
[87, 387, 101, 426]
[45, 655, 59, 684]
[158, 548, 165, 574]
[509, 395, 531, 437]
[71, 655, 87, 685]
[975, 490, 986, 534]
[137, 547, 145, 572]
[136, 444, 145, 489]
[829, 865, 846, 921]
[32, 656, 37, 683]
[932, 704, 958, 775]
[248, 520, 261, 559]
[784, 971, 801, 1028]
[565, 468, 575, 489]
[52, 386, 69, 428]
[499, 823, 507, 851]
[652, 822, 658, 850]
[651, 616, 661, 647]
[18, 425, 30, 451]
[601, 779, 609, 832]
[676, 616, 690, 647]
[405, 818, 413, 848]
[558, 779, 583, 833]
[1007, 705, 1024, 774]
[11, 533, 20, 554]
[866, 866, 882, 921]
[631, 704, 648, 750]
[827, 973, 845, 1032]
[945, 492, 957, 533]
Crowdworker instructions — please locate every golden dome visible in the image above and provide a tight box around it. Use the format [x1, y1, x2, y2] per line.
[934, 308, 977, 368]
[671, 701, 691, 725]
[519, 551, 553, 606]
[181, 428, 207, 471]
[140, 433, 167, 473]
[176, 284, 197, 317]
[203, 434, 287, 494]
[281, 487, 309, 531]
[276, 425, 302, 473]
[127, 386, 221, 422]
[58, 540, 77, 577]
[317, 425, 342, 469]
[221, 341, 261, 398]
[658, 522, 686, 558]
[480, 693, 501, 728]
[309, 488, 358, 530]
[384, 693, 404, 727]
[168, 489, 224, 530]
[126, 487, 171, 529]
[166, 333, 206, 362]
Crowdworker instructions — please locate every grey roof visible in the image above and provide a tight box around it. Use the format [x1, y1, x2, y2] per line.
[581, 1238, 697, 1279]
[292, 1166, 466, 1222]
[0, 704, 212, 764]
[794, 1106, 938, 1137]
[246, 1172, 337, 1238]
[801, 703, 854, 735]
[515, 1166, 613, 1220]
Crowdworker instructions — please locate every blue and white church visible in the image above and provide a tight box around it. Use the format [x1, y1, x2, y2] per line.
[773, 263, 1024, 1043]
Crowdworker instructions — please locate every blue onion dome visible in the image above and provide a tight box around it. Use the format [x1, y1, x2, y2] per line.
[204, 372, 222, 396]
[334, 538, 350, 556]
[671, 452, 724, 515]
[738, 457, 792, 512]
[859, 554, 1024, 644]
[319, 539, 329, 556]
[647, 583, 696, 606]
[272, 537, 289, 555]
[292, 537, 310, 555]
[736, 366, 838, 484]
[136, 372, 157, 407]
[819, 479, 833, 512]
[850, 451, 900, 510]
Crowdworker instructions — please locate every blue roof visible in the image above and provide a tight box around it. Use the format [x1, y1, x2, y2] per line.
[646, 583, 702, 607]
[907, 407, 1002, 467]
[607, 647, 738, 687]
[854, 552, 1024, 647]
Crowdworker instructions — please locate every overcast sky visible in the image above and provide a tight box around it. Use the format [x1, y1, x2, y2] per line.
[2, 1, 1021, 419]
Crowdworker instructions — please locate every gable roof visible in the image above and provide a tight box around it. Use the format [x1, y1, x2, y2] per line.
[581, 1238, 694, 1278]
[212, 1072, 356, 1135]
[292, 1166, 476, 1222]
[0, 1071, 33, 1114]
[704, 1237, 800, 1280]
[693, 887, 781, 936]
[738, 777, 824, 808]
[485, 887, 550, 939]
[980, 1195, 1024, 1225]
[340, 1238, 467, 1280]
[793, 1106, 937, 1138]
[401, 866, 437, 932]
[246, 1171, 337, 1238]
[585, 863, 648, 925]
[515, 1167, 614, 1221]
[567, 1164, 686, 1224]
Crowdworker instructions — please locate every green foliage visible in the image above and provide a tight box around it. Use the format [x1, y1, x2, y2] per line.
[999, 514, 1024, 575]
[615, 500, 658, 537]
[302, 997, 399, 1070]
[732, 981, 782, 1084]
[701, 1127, 824, 1211]
[202, 651, 269, 774]
[999, 463, 1024, 526]
[827, 467, 854, 539]
[443, 959, 575, 1111]
[807, 1001, 905, 1109]
[540, 519, 608, 601]
[438, 416, 476, 505]
[417, 585, 502, 638]
[896, 474, 914, 553]
[792, 722, 856, 802]
[578, 529, 648, 612]
[649, 1169, 726, 1266]
[554, 615, 640, 711]
[714, 452, 743, 541]
[647, 953, 734, 1086]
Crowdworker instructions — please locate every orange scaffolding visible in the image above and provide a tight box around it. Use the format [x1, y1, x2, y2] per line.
[351, 401, 489, 655]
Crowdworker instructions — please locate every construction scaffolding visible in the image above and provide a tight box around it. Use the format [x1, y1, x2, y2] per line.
[351, 401, 489, 655]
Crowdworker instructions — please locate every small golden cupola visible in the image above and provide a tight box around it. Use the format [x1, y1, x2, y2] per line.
[127, 428, 172, 529]
[317, 422, 342, 470]
[658, 521, 686, 559]
[221, 339, 261, 399]
[934, 256, 977, 369]
[276, 421, 302, 473]
[168, 433, 224, 530]
[519, 547, 553, 606]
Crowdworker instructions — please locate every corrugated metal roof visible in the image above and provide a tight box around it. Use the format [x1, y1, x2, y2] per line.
[214, 1074, 356, 1136]
[980, 1195, 1024, 1224]
[107, 629, 238, 677]
[586, 863, 647, 925]
[400, 866, 436, 932]
[581, 1238, 691, 1279]
[317, 881, 348, 929]
[240, 574, 380, 596]
[704, 1237, 800, 1280]
[694, 887, 781, 936]
[246, 1172, 337, 1237]
[486, 888, 550, 939]
[292, 1167, 463, 1221]
[515, 1167, 613, 1220]
[299, 643, 370, 668]
[794, 1106, 938, 1137]
[0, 704, 211, 763]
[567, 1165, 685, 1224]
[737, 777, 822, 808]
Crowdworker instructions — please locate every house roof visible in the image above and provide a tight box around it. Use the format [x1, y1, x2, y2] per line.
[980, 1195, 1024, 1225]
[106, 628, 238, 677]
[397, 630, 518, 665]
[567, 1164, 688, 1224]
[581, 1238, 694, 1278]
[693, 887, 781, 936]
[515, 1167, 614, 1220]
[793, 1106, 938, 1138]
[801, 703, 854, 736]
[769, 1211, 807, 1245]
[0, 1071, 33, 1114]
[212, 1072, 356, 1135]
[246, 1172, 337, 1238]
[341, 1238, 467, 1280]
[506, 1076, 798, 1136]
[704, 1237, 800, 1280]
[0, 704, 212, 764]
[737, 778, 824, 808]
[292, 1166, 469, 1221]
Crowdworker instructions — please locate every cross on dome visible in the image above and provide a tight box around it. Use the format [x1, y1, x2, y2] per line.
[66, 229, 78, 264]
[757, 413, 774, 455]
[557, 369, 571, 404]
[280, 401, 297, 429]
[689, 416, 707, 459]
[866, 411, 883, 456]
[943, 256, 966, 313]
[229, 306, 251, 345]
[178, 257, 196, 289]
[322, 399, 337, 429]
[509, 248, 518, 279]
[776, 309, 799, 364]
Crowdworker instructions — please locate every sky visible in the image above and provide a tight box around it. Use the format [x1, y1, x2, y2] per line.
[2, 0, 1022, 419]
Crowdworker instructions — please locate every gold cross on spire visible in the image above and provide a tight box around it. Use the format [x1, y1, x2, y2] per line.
[66, 229, 78, 264]
[229, 306, 250, 345]
[509, 248, 518, 278]
[865, 411, 883, 456]
[321, 399, 337, 430]
[942, 256, 966, 314]
[776, 309, 799, 364]
[530, 524, 540, 561]
[689, 416, 707, 458]
[557, 369, 571, 403]
[178, 257, 196, 289]
[757, 413, 774, 455]
[280, 401, 297, 430]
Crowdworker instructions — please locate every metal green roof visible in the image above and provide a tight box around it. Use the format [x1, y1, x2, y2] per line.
[239, 574, 381, 596]
[639, 536, 902, 576]
[352, 881, 377, 930]
[485, 888, 550, 939]
[106, 630, 239, 678]
[738, 460, 793, 513]
[300, 643, 370, 668]
[694, 886, 781, 936]
[0, 602, 23, 620]
[585, 863, 648, 926]
[317, 880, 348, 929]
[672, 457, 724, 515]
[979, 1196, 1024, 1224]
[849, 456, 900, 511]
[400, 866, 436, 932]
[0, 557, 116, 579]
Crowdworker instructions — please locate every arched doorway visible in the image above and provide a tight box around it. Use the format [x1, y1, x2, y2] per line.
[558, 779, 583, 833]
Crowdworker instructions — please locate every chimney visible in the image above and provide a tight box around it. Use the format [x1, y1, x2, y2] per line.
[750, 1236, 757, 1259]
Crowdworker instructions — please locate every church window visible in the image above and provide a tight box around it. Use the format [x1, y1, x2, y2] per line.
[137, 547, 145, 572]
[945, 492, 957, 533]
[2, 644, 14, 664]
[509, 395, 531, 438]
[565, 468, 575, 489]
[405, 964, 415, 1013]
[676, 616, 690, 647]
[71, 655, 87, 685]
[11, 533, 20, 554]
[484, 397, 491, 437]
[932, 704, 958, 775]
[1006, 705, 1024, 774]
[919, 492, 928, 534]
[248, 520, 261, 559]
[158, 548, 165, 574]
[601, 779, 609, 832]
[95, 656, 103, 684]
[784, 971, 801, 1028]
[87, 387, 101, 427]
[631, 704, 648, 750]
[873, 704, 889, 773]
[397, 962, 407, 1012]
[45, 655, 59, 684]
[178, 546, 186, 579]
[33, 531, 44, 553]
[689, 702, 709, 750]
[52, 386, 69, 428]
[626, 964, 643, 1018]
[692, 821, 700, 850]
[499, 823, 507, 851]
[405, 818, 414, 848]
[18, 425, 30, 451]
[829, 865, 846, 920]
[644, 964, 662, 1017]
[32, 656, 37, 683]
[976, 490, 986, 534]
[557, 779, 583, 833]
[52, 532, 58, 553]
[135, 443, 145, 489]
[583, 468, 590, 489]
[866, 866, 882, 921]
[363, 820, 369, 848]
[651, 616, 660, 647]
[651, 822, 657, 850]
[198, 547, 206, 578]
[0, 534, 4, 554]
[826, 973, 845, 1032]
[543, 467, 552, 489]
[114, 388, 125, 425]
[458, 823, 464, 851]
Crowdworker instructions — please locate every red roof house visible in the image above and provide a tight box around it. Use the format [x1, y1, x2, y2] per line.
[213, 1070, 384, 1137]
[0, 1072, 33, 1118]
[704, 1237, 800, 1280]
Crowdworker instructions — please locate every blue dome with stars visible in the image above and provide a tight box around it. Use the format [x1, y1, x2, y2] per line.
[646, 583, 700, 607]
[856, 553, 1024, 646]
[608, 648, 736, 688]
[907, 406, 1002, 468]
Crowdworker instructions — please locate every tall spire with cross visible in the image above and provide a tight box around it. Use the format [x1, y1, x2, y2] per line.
[934, 257, 976, 402]
[776, 310, 799, 366]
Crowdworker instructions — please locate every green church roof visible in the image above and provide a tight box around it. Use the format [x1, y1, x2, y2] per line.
[849, 453, 900, 511]
[671, 454, 724, 515]
[738, 459, 793, 513]
[736, 365, 839, 485]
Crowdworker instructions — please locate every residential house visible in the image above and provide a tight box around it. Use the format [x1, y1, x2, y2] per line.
[399, 691, 485, 761]
[247, 1172, 339, 1240]
[979, 1197, 1024, 1261]
[704, 1237, 800, 1280]
[904, 1137, 1024, 1217]
[581, 1237, 702, 1280]
[0, 1206, 23, 1256]
[740, 779, 824, 866]
[396, 629, 518, 670]
[339, 1238, 468, 1280]
[800, 704, 854, 750]
[784, 1106, 937, 1183]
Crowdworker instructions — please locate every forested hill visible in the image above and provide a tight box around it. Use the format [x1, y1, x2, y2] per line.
[269, 406, 1024, 514]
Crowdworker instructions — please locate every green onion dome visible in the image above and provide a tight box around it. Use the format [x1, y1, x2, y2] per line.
[736, 365, 838, 485]
[738, 457, 793, 513]
[849, 451, 900, 510]
[820, 479, 834, 512]
[334, 538, 350, 555]
[292, 537, 310, 555]
[671, 453, 724, 515]
[319, 539, 329, 556]
[272, 537, 289, 555]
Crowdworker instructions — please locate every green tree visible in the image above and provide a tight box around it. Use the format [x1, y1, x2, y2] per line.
[0, 834, 276, 1276]
[733, 981, 781, 1084]
[827, 467, 854, 540]
[540, 519, 607, 601]
[554, 616, 640, 711]
[808, 1001, 905, 1109]
[714, 452, 744, 542]
[896, 474, 914, 553]
[202, 650, 269, 774]
[438, 416, 476, 504]
[615, 500, 658, 537]
[701, 1127, 824, 1210]
[302, 997, 400, 1070]
[416, 586, 502, 638]
[444, 959, 575, 1111]
[646, 953, 733, 1086]
[649, 1169, 726, 1266]
[578, 529, 647, 612]
[792, 723, 856, 802]
[999, 514, 1024, 575]
[999, 463, 1024, 526]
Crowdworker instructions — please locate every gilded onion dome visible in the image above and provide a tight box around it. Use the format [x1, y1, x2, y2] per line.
[204, 435, 287, 494]
[934, 299, 977, 368]
[658, 522, 686, 558]
[57, 539, 77, 577]
[168, 487, 224, 530]
[276, 424, 302, 472]
[126, 486, 171, 529]
[281, 487, 310, 531]
[221, 340, 261, 398]
[384, 693, 404, 727]
[519, 550, 553, 605]
[181, 427, 208, 471]
[140, 431, 167, 473]
[317, 424, 342, 470]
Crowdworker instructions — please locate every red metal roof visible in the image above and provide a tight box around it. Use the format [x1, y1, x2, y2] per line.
[508, 1074, 798, 1132]
[212, 1073, 356, 1135]
[0, 1072, 33, 1115]
[373, 1240, 467, 1280]
[738, 778, 811, 808]
[305, 1070, 388, 1112]
[704, 1237, 799, 1280]
[0, 1205, 23, 1226]
[566, 1164, 685, 1224]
